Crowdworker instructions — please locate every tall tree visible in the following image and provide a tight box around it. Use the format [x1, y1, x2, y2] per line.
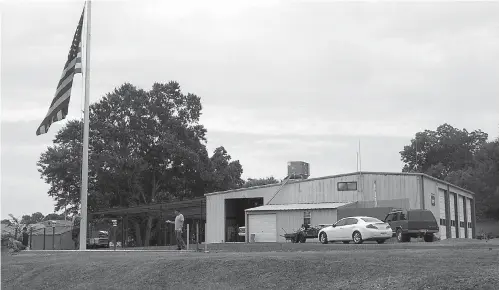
[400, 123, 488, 179]
[38, 81, 243, 246]
[401, 124, 499, 220]
[206, 146, 244, 192]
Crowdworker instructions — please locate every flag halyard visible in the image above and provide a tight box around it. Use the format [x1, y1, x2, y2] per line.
[36, 8, 85, 136]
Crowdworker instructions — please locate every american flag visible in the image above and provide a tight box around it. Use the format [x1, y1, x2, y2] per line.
[36, 8, 85, 136]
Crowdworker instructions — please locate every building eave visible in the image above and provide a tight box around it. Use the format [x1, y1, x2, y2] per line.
[245, 202, 353, 212]
[204, 171, 476, 197]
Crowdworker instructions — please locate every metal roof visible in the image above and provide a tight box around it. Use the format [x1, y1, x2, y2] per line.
[29, 223, 72, 235]
[89, 197, 206, 219]
[245, 202, 352, 212]
[205, 171, 475, 196]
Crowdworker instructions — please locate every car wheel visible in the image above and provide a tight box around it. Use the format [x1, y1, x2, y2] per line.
[423, 234, 434, 242]
[376, 239, 386, 244]
[352, 231, 363, 244]
[342, 241, 350, 244]
[396, 229, 405, 243]
[299, 236, 306, 243]
[319, 232, 328, 244]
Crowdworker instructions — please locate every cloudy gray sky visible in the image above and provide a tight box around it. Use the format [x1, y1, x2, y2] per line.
[2, 0, 499, 219]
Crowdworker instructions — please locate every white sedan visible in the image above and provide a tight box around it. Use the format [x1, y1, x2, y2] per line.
[318, 216, 392, 244]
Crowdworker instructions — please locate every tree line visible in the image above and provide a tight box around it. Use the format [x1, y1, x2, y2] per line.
[1, 212, 67, 227]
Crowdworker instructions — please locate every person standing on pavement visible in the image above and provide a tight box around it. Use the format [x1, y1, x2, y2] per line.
[166, 210, 186, 250]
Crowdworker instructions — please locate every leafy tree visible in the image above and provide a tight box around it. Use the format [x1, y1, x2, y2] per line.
[20, 212, 45, 226]
[1, 214, 23, 241]
[206, 146, 244, 192]
[242, 176, 280, 188]
[1, 219, 12, 226]
[401, 124, 499, 220]
[43, 213, 67, 221]
[38, 81, 243, 246]
[400, 123, 488, 178]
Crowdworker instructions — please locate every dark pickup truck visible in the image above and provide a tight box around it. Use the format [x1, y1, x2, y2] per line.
[384, 209, 439, 242]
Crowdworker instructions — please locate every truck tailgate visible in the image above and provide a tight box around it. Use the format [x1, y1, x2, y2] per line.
[407, 211, 439, 231]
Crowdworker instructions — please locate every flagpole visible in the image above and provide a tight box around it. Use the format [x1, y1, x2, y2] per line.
[79, 0, 92, 251]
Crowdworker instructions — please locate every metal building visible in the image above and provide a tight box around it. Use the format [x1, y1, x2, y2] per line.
[205, 171, 476, 243]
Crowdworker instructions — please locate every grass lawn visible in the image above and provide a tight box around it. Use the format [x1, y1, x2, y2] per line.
[2, 240, 499, 290]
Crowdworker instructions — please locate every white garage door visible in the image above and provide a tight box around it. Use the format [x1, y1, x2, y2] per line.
[466, 199, 472, 238]
[450, 193, 456, 238]
[248, 214, 277, 242]
[439, 190, 447, 240]
[458, 195, 465, 238]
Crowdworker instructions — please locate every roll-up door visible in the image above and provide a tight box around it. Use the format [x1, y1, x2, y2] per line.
[248, 214, 277, 242]
[439, 189, 447, 240]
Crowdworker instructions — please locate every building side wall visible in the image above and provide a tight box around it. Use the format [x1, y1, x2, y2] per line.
[311, 209, 338, 227]
[337, 206, 396, 221]
[447, 185, 474, 239]
[268, 176, 362, 205]
[206, 187, 277, 243]
[422, 177, 442, 224]
[359, 174, 421, 209]
[423, 177, 475, 239]
[276, 211, 305, 243]
[247, 209, 339, 243]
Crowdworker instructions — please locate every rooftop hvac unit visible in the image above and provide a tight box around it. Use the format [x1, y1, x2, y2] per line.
[287, 161, 310, 179]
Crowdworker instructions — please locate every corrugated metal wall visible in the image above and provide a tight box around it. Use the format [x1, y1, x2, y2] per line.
[311, 209, 338, 226]
[206, 173, 476, 243]
[275, 209, 338, 242]
[31, 231, 74, 250]
[269, 176, 362, 205]
[423, 177, 439, 219]
[206, 186, 277, 243]
[359, 174, 421, 209]
[424, 176, 475, 240]
[337, 206, 395, 221]
[276, 211, 304, 242]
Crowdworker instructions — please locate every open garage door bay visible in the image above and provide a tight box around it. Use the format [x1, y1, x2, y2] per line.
[248, 214, 277, 242]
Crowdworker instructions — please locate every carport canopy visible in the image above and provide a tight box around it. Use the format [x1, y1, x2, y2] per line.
[89, 197, 206, 220]
[245, 202, 353, 212]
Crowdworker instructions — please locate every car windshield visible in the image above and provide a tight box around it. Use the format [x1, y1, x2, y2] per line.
[361, 217, 382, 223]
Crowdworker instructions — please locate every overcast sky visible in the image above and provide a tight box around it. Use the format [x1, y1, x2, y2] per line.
[2, 0, 498, 219]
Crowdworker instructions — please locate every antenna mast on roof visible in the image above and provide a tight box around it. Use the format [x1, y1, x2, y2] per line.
[358, 140, 362, 173]
[357, 140, 363, 194]
[356, 152, 359, 172]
